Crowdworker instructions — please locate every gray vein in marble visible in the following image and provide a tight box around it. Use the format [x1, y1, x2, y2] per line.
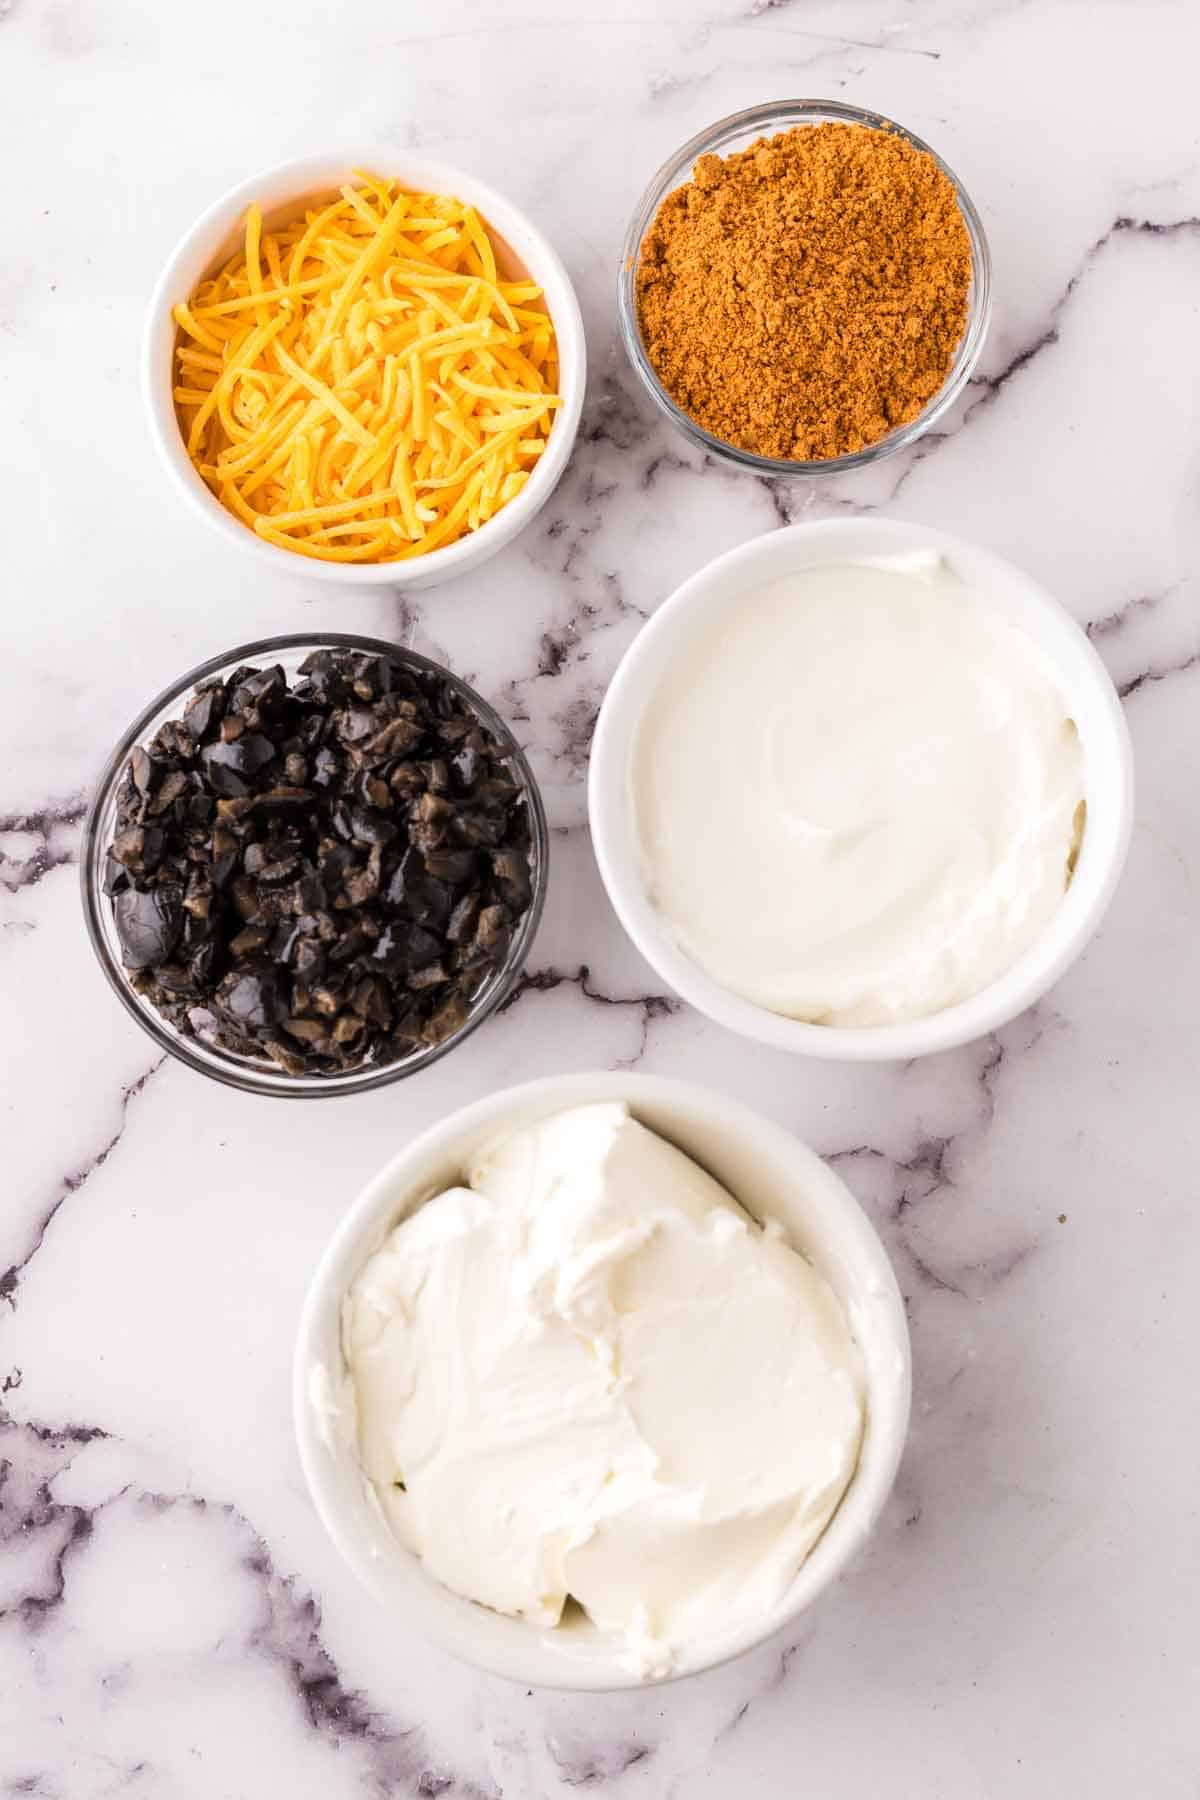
[1086, 586, 1175, 640]
[545, 1737, 651, 1788]
[537, 629, 574, 678]
[577, 370, 654, 458]
[529, 466, 647, 611]
[519, 572, 646, 687]
[964, 213, 1200, 422]
[490, 389, 657, 771]
[901, 1245, 965, 1298]
[0, 1407, 495, 1798]
[904, 1223, 1042, 1304]
[638, 449, 691, 491]
[712, 1633, 810, 1747]
[0, 795, 85, 894]
[0, 1406, 107, 1628]
[747, 208, 1200, 527]
[827, 1016, 1060, 1299]
[829, 1033, 1005, 1210]
[964, 326, 1061, 417]
[1084, 579, 1200, 701]
[666, 1630, 819, 1791]
[742, 4, 941, 59]
[655, 13, 940, 91]
[387, 598, 459, 692]
[546, 691, 604, 778]
[233, 1498, 487, 1794]
[392, 597, 421, 648]
[1104, 212, 1200, 243]
[757, 475, 792, 528]
[1117, 648, 1200, 701]
[1122, 158, 1200, 197]
[500, 962, 679, 1068]
[830, 1131, 952, 1216]
[646, 70, 696, 102]
[0, 1058, 165, 1310]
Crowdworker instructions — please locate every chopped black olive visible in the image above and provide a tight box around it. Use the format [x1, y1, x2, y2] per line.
[184, 683, 224, 741]
[216, 967, 287, 1029]
[104, 649, 535, 1075]
[199, 733, 276, 797]
[101, 852, 130, 898]
[423, 847, 477, 885]
[114, 883, 184, 969]
[446, 891, 482, 945]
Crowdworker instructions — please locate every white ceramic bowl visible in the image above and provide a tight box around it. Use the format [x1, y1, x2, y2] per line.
[293, 1072, 910, 1690]
[589, 519, 1134, 1062]
[143, 151, 586, 589]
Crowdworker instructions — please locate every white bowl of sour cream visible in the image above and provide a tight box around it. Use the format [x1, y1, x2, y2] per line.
[293, 1072, 910, 1689]
[589, 519, 1133, 1061]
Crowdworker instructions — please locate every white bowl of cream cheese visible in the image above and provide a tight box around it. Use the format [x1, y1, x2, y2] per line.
[293, 1073, 910, 1689]
[588, 519, 1133, 1060]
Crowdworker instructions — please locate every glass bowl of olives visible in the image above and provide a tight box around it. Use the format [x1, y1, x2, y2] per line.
[81, 633, 548, 1097]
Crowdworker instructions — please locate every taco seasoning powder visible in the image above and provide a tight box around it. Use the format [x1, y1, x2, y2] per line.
[634, 122, 973, 462]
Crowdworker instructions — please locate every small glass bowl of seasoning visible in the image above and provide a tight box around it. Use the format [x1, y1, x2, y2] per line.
[81, 634, 548, 1098]
[617, 99, 992, 476]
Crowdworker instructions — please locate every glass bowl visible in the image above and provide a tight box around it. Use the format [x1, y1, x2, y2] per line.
[80, 633, 549, 1099]
[616, 99, 993, 477]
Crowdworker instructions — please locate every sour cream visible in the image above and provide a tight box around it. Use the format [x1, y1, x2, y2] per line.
[342, 1102, 864, 1677]
[631, 554, 1085, 1027]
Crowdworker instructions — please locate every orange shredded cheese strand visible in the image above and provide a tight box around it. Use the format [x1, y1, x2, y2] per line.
[244, 203, 269, 328]
[172, 175, 560, 563]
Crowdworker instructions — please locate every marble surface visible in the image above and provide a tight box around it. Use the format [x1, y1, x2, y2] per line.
[2, 0, 1199, 1794]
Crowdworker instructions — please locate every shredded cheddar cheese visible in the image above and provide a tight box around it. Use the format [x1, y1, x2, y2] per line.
[172, 175, 560, 563]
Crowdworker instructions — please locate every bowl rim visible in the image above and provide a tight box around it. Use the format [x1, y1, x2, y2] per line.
[80, 631, 549, 1098]
[587, 518, 1135, 1062]
[142, 149, 587, 587]
[292, 1069, 912, 1689]
[616, 98, 993, 477]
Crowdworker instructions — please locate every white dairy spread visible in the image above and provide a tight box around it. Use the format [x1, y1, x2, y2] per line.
[631, 553, 1086, 1027]
[342, 1102, 864, 1677]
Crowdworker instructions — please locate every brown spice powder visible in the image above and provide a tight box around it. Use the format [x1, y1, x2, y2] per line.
[635, 123, 973, 462]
